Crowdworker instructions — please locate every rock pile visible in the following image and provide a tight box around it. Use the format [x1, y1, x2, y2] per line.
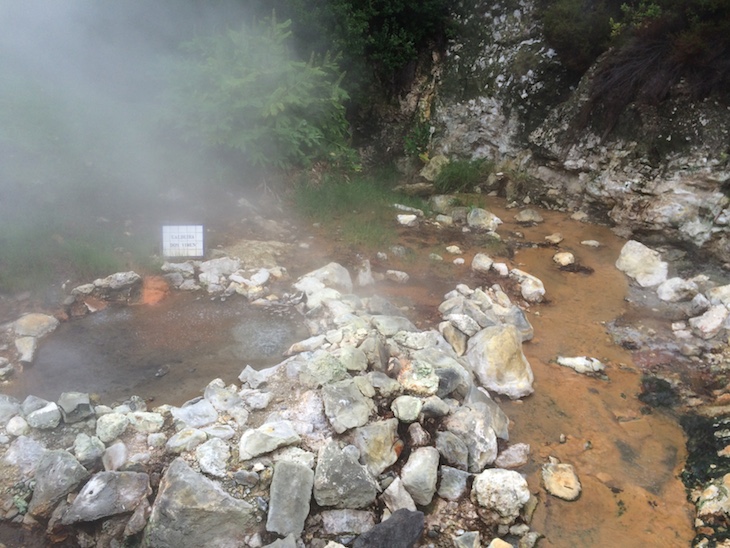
[0, 259, 548, 547]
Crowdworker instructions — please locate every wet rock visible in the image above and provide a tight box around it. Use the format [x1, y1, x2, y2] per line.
[502, 306, 534, 342]
[444, 405, 498, 472]
[26, 402, 62, 430]
[13, 313, 59, 337]
[509, 269, 545, 303]
[383, 477, 417, 512]
[142, 459, 255, 546]
[545, 233, 563, 244]
[297, 262, 353, 294]
[495, 443, 531, 469]
[314, 440, 378, 509]
[401, 446, 440, 506]
[657, 277, 699, 302]
[471, 468, 531, 525]
[466, 325, 534, 399]
[57, 392, 93, 424]
[467, 208, 502, 232]
[267, 460, 314, 536]
[322, 378, 374, 434]
[353, 419, 400, 477]
[195, 438, 230, 478]
[321, 509, 375, 535]
[435, 430, 469, 470]
[689, 305, 729, 339]
[553, 252, 575, 266]
[556, 356, 605, 375]
[438, 466, 471, 501]
[514, 209, 544, 223]
[171, 398, 219, 429]
[615, 240, 668, 287]
[695, 473, 730, 519]
[102, 441, 128, 471]
[15, 336, 37, 363]
[542, 457, 581, 501]
[166, 428, 207, 454]
[96, 413, 129, 443]
[352, 508, 424, 548]
[239, 420, 300, 460]
[28, 450, 88, 518]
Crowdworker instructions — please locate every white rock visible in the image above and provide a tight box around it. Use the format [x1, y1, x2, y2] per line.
[471, 468, 531, 524]
[471, 253, 494, 274]
[397, 214, 418, 227]
[542, 457, 581, 501]
[545, 233, 563, 244]
[615, 240, 668, 287]
[385, 270, 410, 284]
[492, 263, 509, 277]
[556, 356, 605, 375]
[552, 252, 575, 266]
[446, 245, 463, 255]
[656, 277, 698, 302]
[15, 336, 37, 363]
[689, 305, 729, 340]
[581, 240, 601, 247]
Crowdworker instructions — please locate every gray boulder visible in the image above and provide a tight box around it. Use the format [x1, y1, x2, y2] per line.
[57, 392, 93, 424]
[322, 379, 374, 434]
[238, 420, 300, 460]
[13, 313, 59, 337]
[314, 441, 378, 509]
[266, 460, 314, 536]
[444, 406, 498, 472]
[62, 471, 151, 524]
[401, 447, 440, 506]
[142, 458, 256, 547]
[28, 450, 88, 518]
[353, 419, 400, 477]
[352, 509, 424, 548]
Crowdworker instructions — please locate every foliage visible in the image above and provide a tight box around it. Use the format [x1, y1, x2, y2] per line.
[434, 159, 494, 194]
[162, 16, 353, 170]
[403, 118, 432, 159]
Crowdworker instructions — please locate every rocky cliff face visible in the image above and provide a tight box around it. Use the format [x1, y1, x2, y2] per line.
[431, 0, 730, 264]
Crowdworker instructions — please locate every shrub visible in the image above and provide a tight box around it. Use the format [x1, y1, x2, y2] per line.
[161, 15, 353, 170]
[434, 159, 494, 194]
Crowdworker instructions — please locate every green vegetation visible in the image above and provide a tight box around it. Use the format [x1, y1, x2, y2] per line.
[434, 159, 494, 194]
[162, 16, 353, 170]
[292, 169, 427, 249]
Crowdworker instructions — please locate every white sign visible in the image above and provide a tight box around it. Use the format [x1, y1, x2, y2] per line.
[162, 225, 204, 257]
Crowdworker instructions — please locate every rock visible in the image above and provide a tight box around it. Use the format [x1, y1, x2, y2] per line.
[446, 245, 463, 255]
[509, 269, 545, 303]
[142, 459, 255, 546]
[401, 446, 440, 506]
[514, 209, 544, 223]
[0, 394, 21, 425]
[465, 325, 534, 399]
[128, 411, 165, 433]
[239, 389, 273, 410]
[170, 399, 219, 428]
[195, 438, 230, 477]
[95, 271, 142, 290]
[542, 457, 581, 501]
[454, 531, 481, 548]
[13, 313, 59, 337]
[165, 428, 207, 454]
[420, 154, 450, 181]
[322, 379, 374, 434]
[337, 345, 368, 372]
[371, 315, 418, 336]
[407, 422, 430, 447]
[298, 350, 349, 387]
[353, 419, 400, 477]
[313, 440, 378, 509]
[397, 214, 419, 227]
[96, 413, 129, 443]
[707, 284, 730, 307]
[446, 313, 481, 336]
[239, 364, 278, 389]
[494, 443, 531, 469]
[15, 336, 38, 363]
[615, 240, 668, 287]
[263, 535, 298, 548]
[239, 420, 301, 460]
[467, 208, 502, 232]
[472, 253, 495, 274]
[581, 240, 601, 247]
[435, 431, 469, 470]
[352, 509, 424, 548]
[545, 233, 563, 244]
[383, 477, 417, 512]
[553, 252, 575, 266]
[26, 402, 62, 429]
[689, 305, 729, 339]
[57, 392, 93, 424]
[438, 466, 471, 501]
[430, 195, 458, 214]
[555, 356, 605, 375]
[6, 415, 29, 437]
[656, 277, 698, 302]
[440, 321, 468, 356]
[471, 468, 531, 525]
[3, 436, 47, 477]
[267, 460, 314, 536]
[385, 270, 410, 284]
[444, 406, 498, 472]
[62, 471, 150, 524]
[391, 396, 423, 423]
[28, 450, 89, 518]
[296, 262, 353, 294]
[321, 509, 375, 535]
[102, 441, 128, 471]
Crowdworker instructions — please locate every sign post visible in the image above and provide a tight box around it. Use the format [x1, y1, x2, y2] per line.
[162, 225, 204, 258]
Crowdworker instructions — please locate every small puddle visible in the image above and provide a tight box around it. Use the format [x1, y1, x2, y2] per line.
[6, 292, 309, 406]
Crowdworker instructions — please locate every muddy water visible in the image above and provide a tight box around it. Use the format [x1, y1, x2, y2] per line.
[371, 200, 695, 546]
[6, 293, 309, 406]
